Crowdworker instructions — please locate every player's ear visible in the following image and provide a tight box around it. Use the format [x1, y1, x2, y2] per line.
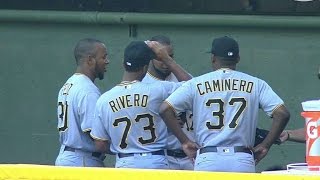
[142, 64, 149, 73]
[211, 54, 216, 64]
[87, 55, 96, 65]
[318, 65, 320, 79]
[235, 56, 240, 63]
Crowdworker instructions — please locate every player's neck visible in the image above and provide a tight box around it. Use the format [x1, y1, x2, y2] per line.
[75, 67, 95, 82]
[122, 71, 144, 82]
[148, 65, 167, 80]
[148, 70, 167, 80]
[213, 65, 236, 71]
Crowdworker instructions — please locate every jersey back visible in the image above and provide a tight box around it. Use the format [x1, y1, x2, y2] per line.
[91, 80, 181, 154]
[57, 74, 100, 152]
[165, 69, 284, 147]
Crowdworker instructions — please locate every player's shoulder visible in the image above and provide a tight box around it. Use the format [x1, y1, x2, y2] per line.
[233, 70, 265, 82]
[71, 74, 100, 94]
[234, 71, 273, 90]
[151, 80, 178, 88]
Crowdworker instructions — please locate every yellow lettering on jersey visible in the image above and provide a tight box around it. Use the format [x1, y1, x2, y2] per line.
[196, 79, 254, 95]
[246, 82, 253, 93]
[134, 94, 140, 106]
[109, 94, 149, 112]
[239, 80, 246, 92]
[204, 81, 212, 94]
[62, 83, 73, 95]
[126, 95, 132, 108]
[109, 100, 118, 112]
[196, 83, 205, 95]
[141, 95, 148, 107]
[212, 80, 220, 91]
[119, 96, 126, 108]
[115, 98, 122, 111]
[232, 79, 239, 91]
[224, 79, 231, 91]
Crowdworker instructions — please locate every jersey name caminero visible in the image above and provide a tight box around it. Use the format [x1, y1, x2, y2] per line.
[91, 80, 182, 154]
[57, 74, 100, 152]
[165, 69, 284, 148]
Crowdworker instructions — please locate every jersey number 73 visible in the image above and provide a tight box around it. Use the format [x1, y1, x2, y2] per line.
[113, 113, 156, 149]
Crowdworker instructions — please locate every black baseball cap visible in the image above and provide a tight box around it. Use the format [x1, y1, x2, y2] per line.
[210, 36, 239, 60]
[124, 41, 156, 68]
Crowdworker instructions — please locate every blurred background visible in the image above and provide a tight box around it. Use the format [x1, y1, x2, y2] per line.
[1, 0, 320, 15]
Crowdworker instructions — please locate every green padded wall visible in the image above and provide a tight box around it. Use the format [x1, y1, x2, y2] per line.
[0, 12, 319, 172]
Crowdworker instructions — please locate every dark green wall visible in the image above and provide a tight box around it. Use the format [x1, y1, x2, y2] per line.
[1, 11, 319, 172]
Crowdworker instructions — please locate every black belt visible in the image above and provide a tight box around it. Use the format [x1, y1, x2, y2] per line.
[199, 146, 253, 155]
[118, 150, 165, 158]
[64, 146, 102, 158]
[166, 149, 187, 158]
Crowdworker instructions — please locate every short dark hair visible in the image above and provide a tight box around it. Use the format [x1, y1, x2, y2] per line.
[74, 38, 103, 64]
[123, 41, 156, 72]
[150, 35, 171, 45]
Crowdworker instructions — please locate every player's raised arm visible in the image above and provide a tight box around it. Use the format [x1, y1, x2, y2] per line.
[146, 40, 192, 81]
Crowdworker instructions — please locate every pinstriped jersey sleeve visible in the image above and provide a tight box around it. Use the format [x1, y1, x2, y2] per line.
[79, 92, 100, 132]
[258, 79, 284, 117]
[165, 80, 194, 115]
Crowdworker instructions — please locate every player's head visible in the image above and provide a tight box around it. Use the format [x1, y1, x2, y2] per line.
[210, 36, 240, 70]
[149, 35, 173, 79]
[74, 38, 109, 80]
[123, 41, 156, 79]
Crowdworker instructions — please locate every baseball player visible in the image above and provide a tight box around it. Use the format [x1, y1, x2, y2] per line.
[142, 35, 194, 170]
[159, 36, 290, 172]
[55, 38, 109, 167]
[90, 40, 191, 169]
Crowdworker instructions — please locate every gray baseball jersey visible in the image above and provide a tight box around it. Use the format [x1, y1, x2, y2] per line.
[57, 73, 100, 152]
[142, 72, 194, 150]
[165, 68, 284, 148]
[91, 80, 182, 154]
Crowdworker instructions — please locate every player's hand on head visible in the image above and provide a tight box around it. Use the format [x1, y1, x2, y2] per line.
[253, 144, 269, 165]
[181, 140, 199, 161]
[145, 40, 171, 62]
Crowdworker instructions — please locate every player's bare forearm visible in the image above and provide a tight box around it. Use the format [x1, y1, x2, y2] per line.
[94, 139, 112, 154]
[165, 59, 192, 82]
[286, 127, 306, 143]
[253, 105, 290, 164]
[159, 102, 190, 144]
[262, 105, 290, 148]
